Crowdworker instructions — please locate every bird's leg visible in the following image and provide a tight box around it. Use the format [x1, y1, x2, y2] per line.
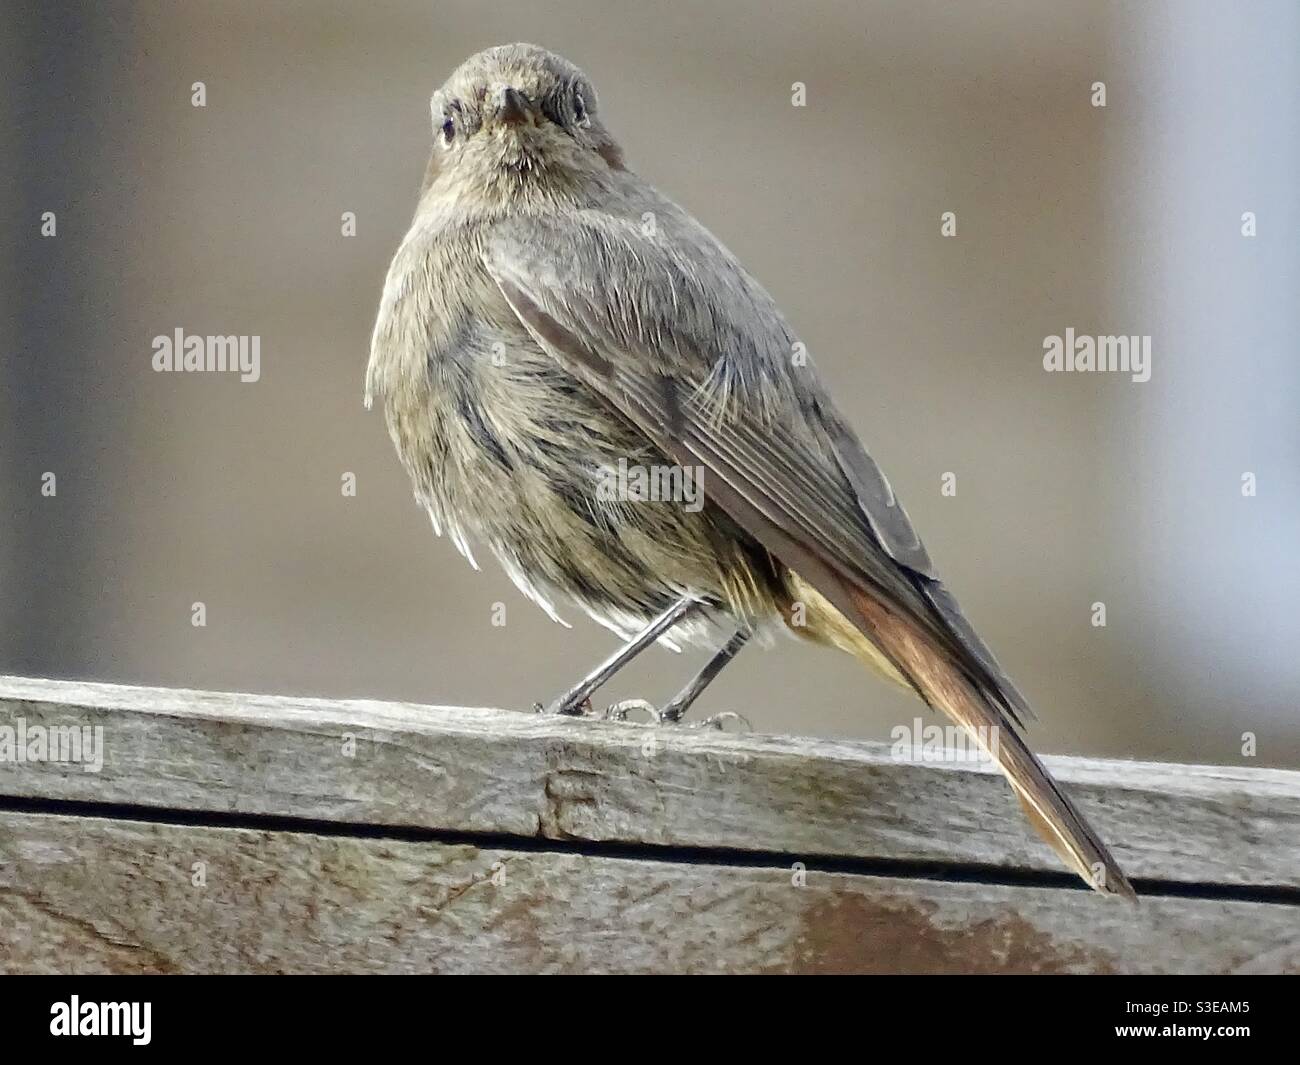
[606, 628, 751, 728]
[537, 597, 701, 716]
[660, 629, 750, 723]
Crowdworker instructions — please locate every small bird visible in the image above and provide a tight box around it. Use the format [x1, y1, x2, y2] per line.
[366, 43, 1135, 898]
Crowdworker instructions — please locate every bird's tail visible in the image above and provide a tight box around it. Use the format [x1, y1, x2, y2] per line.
[788, 575, 1135, 900]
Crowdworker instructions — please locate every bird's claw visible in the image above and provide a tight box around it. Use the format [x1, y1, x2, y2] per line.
[601, 699, 751, 732]
[603, 698, 662, 723]
[537, 694, 750, 732]
[534, 696, 595, 717]
[690, 710, 752, 732]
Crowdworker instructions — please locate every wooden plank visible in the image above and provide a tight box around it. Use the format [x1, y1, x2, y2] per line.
[2, 675, 1297, 891]
[1, 810, 1294, 975]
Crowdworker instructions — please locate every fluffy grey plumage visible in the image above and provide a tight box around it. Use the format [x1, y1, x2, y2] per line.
[366, 43, 1134, 898]
[366, 44, 778, 642]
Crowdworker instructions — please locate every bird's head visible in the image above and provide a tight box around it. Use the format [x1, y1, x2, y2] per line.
[421, 43, 624, 201]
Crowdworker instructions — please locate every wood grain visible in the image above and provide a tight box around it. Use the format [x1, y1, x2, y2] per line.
[2, 811, 1296, 975]
[2, 676, 1296, 891]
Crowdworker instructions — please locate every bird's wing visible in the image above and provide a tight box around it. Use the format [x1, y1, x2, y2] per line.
[482, 207, 1023, 717]
[482, 207, 1133, 898]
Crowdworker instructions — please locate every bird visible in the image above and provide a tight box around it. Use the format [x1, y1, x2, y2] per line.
[365, 42, 1135, 899]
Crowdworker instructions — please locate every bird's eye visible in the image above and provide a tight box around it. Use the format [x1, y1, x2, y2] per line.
[572, 90, 590, 128]
[440, 115, 456, 146]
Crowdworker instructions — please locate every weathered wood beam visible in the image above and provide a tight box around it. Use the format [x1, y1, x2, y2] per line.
[2, 812, 1295, 974]
[1, 676, 1295, 890]
[2, 676, 1297, 973]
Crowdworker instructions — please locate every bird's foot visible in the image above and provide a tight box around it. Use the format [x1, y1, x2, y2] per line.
[603, 698, 750, 732]
[533, 696, 596, 717]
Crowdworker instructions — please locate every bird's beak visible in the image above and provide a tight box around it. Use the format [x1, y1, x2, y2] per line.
[493, 86, 532, 128]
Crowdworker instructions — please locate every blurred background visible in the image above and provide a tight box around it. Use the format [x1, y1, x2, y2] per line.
[2, 0, 1297, 767]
